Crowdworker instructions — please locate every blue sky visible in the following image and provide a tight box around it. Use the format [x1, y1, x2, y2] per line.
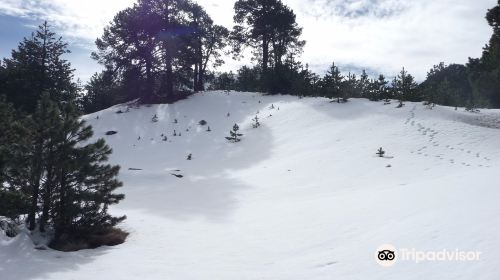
[0, 0, 496, 82]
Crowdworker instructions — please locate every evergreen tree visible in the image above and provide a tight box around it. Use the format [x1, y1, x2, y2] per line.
[2, 95, 125, 248]
[188, 3, 229, 91]
[51, 101, 125, 245]
[358, 70, 370, 98]
[210, 71, 236, 90]
[1, 22, 77, 112]
[235, 66, 262, 92]
[0, 97, 30, 220]
[321, 62, 344, 102]
[81, 69, 121, 113]
[420, 63, 472, 107]
[232, 0, 305, 93]
[466, 1, 500, 108]
[225, 124, 243, 142]
[93, 0, 228, 102]
[290, 64, 320, 97]
[376, 74, 390, 102]
[393, 67, 419, 105]
[252, 115, 260, 128]
[341, 72, 357, 102]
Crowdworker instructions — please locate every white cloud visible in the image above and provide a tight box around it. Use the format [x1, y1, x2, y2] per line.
[0, 0, 496, 81]
[0, 0, 136, 47]
[292, 0, 496, 79]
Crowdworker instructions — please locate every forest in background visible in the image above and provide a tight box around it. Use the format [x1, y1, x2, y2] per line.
[1, 0, 500, 114]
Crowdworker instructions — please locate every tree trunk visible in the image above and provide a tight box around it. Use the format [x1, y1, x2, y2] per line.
[28, 140, 43, 231]
[145, 57, 153, 102]
[198, 64, 205, 91]
[164, 5, 174, 101]
[39, 148, 56, 233]
[194, 61, 199, 91]
[165, 52, 174, 100]
[262, 34, 269, 72]
[39, 171, 53, 232]
[54, 167, 67, 241]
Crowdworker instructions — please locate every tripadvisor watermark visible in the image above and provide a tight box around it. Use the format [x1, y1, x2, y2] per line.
[375, 244, 481, 267]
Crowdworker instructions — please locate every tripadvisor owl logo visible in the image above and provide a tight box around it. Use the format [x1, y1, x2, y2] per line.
[375, 244, 397, 267]
[374, 244, 481, 266]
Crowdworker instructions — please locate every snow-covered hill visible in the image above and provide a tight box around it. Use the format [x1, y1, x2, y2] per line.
[2, 91, 500, 279]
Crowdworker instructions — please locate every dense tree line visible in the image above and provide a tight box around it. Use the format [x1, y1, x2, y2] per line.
[0, 23, 125, 251]
[210, 62, 418, 105]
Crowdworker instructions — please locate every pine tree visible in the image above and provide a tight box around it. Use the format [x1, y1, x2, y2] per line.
[1, 22, 77, 113]
[376, 74, 390, 102]
[152, 114, 159, 122]
[322, 62, 344, 102]
[81, 69, 120, 113]
[376, 147, 385, 157]
[2, 95, 125, 248]
[341, 72, 357, 102]
[50, 101, 125, 246]
[225, 124, 243, 142]
[358, 70, 370, 98]
[0, 97, 30, 220]
[394, 67, 419, 105]
[252, 115, 260, 128]
[232, 0, 305, 93]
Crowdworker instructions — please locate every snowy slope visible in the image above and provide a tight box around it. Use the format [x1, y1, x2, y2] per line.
[1, 91, 500, 280]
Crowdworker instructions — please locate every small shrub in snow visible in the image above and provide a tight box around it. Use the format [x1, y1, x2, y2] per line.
[199, 120, 207, 126]
[376, 147, 386, 157]
[252, 115, 260, 128]
[187, 153, 192, 160]
[106, 131, 118, 135]
[152, 114, 159, 122]
[226, 124, 243, 142]
[207, 126, 211, 132]
[173, 130, 177, 136]
[174, 118, 178, 124]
